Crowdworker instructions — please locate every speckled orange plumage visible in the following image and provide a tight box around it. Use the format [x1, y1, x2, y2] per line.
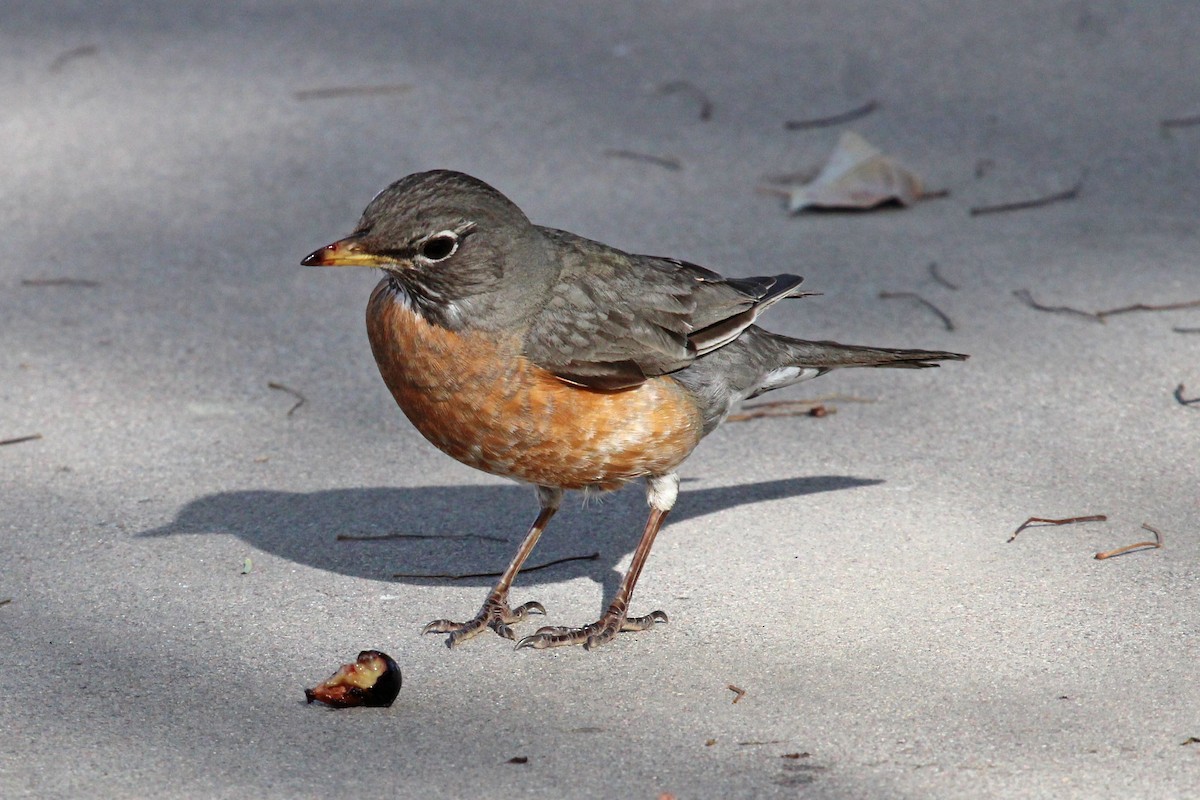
[367, 279, 703, 492]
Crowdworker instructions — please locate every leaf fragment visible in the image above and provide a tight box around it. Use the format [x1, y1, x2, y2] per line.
[783, 132, 924, 213]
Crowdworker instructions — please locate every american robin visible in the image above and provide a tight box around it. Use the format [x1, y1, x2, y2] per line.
[303, 170, 966, 651]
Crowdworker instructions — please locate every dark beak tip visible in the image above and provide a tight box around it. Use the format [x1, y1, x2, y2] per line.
[301, 248, 327, 267]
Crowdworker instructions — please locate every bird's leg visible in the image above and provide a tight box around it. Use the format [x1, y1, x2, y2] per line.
[422, 486, 561, 647]
[518, 474, 676, 651]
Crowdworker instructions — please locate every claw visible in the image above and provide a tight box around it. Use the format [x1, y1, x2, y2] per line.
[622, 610, 669, 631]
[511, 601, 547, 618]
[422, 596, 548, 646]
[515, 609, 669, 651]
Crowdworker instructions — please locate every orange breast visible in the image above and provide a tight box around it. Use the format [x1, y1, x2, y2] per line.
[366, 281, 703, 490]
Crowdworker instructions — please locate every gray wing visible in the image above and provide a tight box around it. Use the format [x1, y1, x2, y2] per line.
[522, 228, 812, 390]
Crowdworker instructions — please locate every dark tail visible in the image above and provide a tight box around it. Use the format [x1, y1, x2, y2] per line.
[676, 327, 966, 433]
[782, 338, 968, 370]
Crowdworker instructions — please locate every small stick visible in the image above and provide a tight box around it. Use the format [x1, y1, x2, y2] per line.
[1014, 290, 1200, 323]
[1008, 514, 1107, 543]
[393, 552, 599, 580]
[928, 261, 960, 291]
[728, 395, 873, 421]
[0, 433, 42, 447]
[294, 84, 412, 101]
[657, 80, 713, 121]
[1160, 114, 1200, 129]
[1173, 327, 1200, 334]
[21, 278, 102, 287]
[969, 178, 1083, 216]
[1097, 299, 1200, 321]
[49, 44, 98, 72]
[267, 382, 306, 416]
[1094, 523, 1163, 560]
[603, 149, 683, 171]
[0, 598, 11, 608]
[781, 752, 812, 759]
[728, 403, 836, 422]
[739, 396, 875, 412]
[337, 531, 507, 543]
[1012, 289, 1102, 322]
[737, 740, 786, 746]
[1173, 384, 1200, 407]
[879, 291, 955, 331]
[784, 99, 879, 130]
[728, 684, 747, 704]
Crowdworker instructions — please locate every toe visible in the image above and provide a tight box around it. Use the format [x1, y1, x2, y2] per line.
[621, 610, 669, 631]
[507, 601, 547, 621]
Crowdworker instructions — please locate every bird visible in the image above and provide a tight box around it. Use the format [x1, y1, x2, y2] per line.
[302, 170, 966, 651]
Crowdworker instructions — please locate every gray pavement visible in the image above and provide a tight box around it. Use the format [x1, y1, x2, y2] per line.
[3, 2, 1199, 798]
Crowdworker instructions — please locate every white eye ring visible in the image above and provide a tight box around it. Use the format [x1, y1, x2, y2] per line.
[418, 230, 459, 262]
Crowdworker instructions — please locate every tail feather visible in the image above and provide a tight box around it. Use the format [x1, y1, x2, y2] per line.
[783, 338, 968, 370]
[674, 326, 966, 434]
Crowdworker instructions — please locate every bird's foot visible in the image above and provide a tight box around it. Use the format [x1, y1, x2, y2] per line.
[422, 596, 546, 648]
[516, 607, 668, 651]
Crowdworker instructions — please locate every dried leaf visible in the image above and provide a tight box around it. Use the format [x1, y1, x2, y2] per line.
[785, 132, 923, 213]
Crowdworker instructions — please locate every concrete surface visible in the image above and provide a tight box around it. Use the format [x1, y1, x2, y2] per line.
[2, 2, 1199, 798]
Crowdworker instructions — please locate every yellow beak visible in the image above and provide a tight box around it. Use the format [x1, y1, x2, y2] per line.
[302, 237, 395, 267]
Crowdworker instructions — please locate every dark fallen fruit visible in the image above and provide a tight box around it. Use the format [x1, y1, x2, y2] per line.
[305, 650, 401, 708]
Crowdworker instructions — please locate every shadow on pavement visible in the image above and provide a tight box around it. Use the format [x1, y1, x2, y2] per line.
[141, 476, 881, 600]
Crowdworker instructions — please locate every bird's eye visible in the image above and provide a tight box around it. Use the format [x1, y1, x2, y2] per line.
[419, 233, 458, 262]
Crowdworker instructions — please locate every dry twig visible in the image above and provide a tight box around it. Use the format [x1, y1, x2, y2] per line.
[603, 149, 683, 171]
[21, 278, 101, 287]
[267, 382, 306, 416]
[728, 684, 747, 704]
[393, 552, 598, 580]
[1013, 290, 1200, 323]
[784, 100, 879, 130]
[1008, 514, 1107, 543]
[49, 44, 98, 72]
[1174, 384, 1200, 407]
[1094, 523, 1163, 560]
[1160, 114, 1200, 130]
[657, 80, 713, 121]
[970, 178, 1084, 216]
[879, 291, 955, 331]
[295, 84, 412, 101]
[928, 261, 959, 291]
[727, 395, 873, 422]
[1012, 289, 1101, 321]
[0, 434, 42, 447]
[1098, 300, 1200, 320]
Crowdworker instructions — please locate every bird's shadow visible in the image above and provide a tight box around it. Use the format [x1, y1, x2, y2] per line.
[140, 476, 880, 609]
